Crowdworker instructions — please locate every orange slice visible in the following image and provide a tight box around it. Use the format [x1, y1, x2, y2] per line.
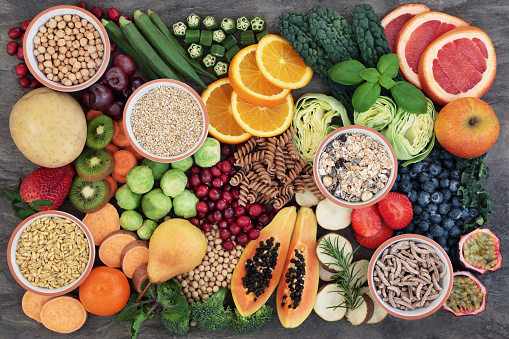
[229, 44, 291, 107]
[255, 34, 313, 89]
[231, 91, 294, 137]
[201, 78, 251, 144]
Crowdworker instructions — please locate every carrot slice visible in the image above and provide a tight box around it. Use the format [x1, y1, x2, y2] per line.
[40, 296, 87, 334]
[99, 230, 139, 267]
[124, 144, 144, 160]
[111, 120, 130, 147]
[86, 109, 103, 121]
[111, 171, 127, 183]
[82, 203, 120, 246]
[132, 263, 149, 293]
[104, 143, 120, 155]
[120, 240, 149, 279]
[103, 176, 118, 198]
[22, 291, 54, 323]
[113, 150, 137, 176]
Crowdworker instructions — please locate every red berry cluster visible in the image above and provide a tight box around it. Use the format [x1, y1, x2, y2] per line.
[187, 144, 276, 251]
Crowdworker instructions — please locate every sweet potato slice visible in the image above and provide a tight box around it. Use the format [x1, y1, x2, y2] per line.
[82, 203, 120, 246]
[22, 291, 54, 323]
[121, 240, 149, 279]
[40, 296, 87, 333]
[98, 230, 139, 267]
[132, 263, 149, 293]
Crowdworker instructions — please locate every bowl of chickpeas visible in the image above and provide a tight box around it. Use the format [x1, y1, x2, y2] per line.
[23, 5, 110, 92]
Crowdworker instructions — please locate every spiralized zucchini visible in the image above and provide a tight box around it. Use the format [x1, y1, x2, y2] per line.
[354, 96, 396, 131]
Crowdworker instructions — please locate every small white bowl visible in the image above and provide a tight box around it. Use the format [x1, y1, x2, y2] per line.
[7, 211, 95, 296]
[313, 125, 398, 209]
[123, 79, 209, 163]
[368, 234, 453, 319]
[23, 5, 110, 92]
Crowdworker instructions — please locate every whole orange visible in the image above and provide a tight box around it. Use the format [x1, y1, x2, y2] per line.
[79, 266, 130, 316]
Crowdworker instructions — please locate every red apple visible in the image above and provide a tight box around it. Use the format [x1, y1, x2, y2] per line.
[435, 97, 499, 158]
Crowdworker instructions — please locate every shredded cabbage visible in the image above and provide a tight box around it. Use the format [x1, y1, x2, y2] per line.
[292, 93, 351, 163]
[381, 98, 436, 166]
[354, 96, 396, 131]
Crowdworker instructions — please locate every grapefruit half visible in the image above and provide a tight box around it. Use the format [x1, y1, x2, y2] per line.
[418, 27, 496, 106]
[396, 11, 469, 88]
[382, 3, 430, 53]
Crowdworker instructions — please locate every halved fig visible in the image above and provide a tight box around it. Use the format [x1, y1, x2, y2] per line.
[458, 228, 502, 275]
[443, 271, 487, 316]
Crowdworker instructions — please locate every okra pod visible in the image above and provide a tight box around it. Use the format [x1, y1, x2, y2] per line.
[221, 18, 236, 34]
[203, 16, 217, 30]
[199, 30, 213, 47]
[214, 61, 228, 76]
[187, 13, 200, 29]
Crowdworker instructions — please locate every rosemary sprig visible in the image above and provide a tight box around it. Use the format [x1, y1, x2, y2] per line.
[319, 236, 365, 311]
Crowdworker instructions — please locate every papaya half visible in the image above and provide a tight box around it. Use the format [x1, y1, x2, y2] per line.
[231, 206, 297, 317]
[276, 207, 319, 328]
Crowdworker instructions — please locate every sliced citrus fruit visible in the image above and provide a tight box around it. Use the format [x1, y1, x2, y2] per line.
[255, 34, 313, 89]
[418, 27, 496, 106]
[229, 44, 291, 107]
[381, 3, 430, 53]
[396, 11, 469, 88]
[201, 78, 252, 144]
[231, 91, 294, 137]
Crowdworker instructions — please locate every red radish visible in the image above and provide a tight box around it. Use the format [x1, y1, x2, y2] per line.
[15, 63, 27, 77]
[8, 27, 22, 39]
[19, 77, 30, 88]
[77, 2, 87, 10]
[108, 8, 121, 21]
[30, 79, 42, 89]
[16, 46, 24, 60]
[92, 6, 104, 19]
[7, 41, 18, 55]
[21, 21, 30, 32]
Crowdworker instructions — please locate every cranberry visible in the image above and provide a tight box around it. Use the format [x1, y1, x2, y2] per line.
[236, 233, 249, 246]
[229, 222, 241, 235]
[30, 79, 42, 89]
[190, 217, 200, 227]
[231, 201, 239, 209]
[249, 203, 263, 217]
[220, 229, 231, 240]
[220, 173, 229, 185]
[7, 41, 18, 55]
[16, 46, 24, 60]
[245, 202, 252, 210]
[269, 212, 275, 219]
[231, 188, 240, 200]
[201, 223, 211, 233]
[248, 229, 260, 240]
[107, 8, 121, 21]
[206, 213, 215, 224]
[222, 240, 234, 251]
[190, 173, 201, 187]
[255, 224, 264, 231]
[211, 165, 222, 177]
[15, 63, 27, 77]
[222, 191, 233, 203]
[221, 144, 232, 157]
[77, 2, 87, 10]
[223, 183, 232, 192]
[196, 201, 208, 214]
[257, 212, 270, 226]
[261, 205, 267, 213]
[195, 185, 209, 199]
[236, 215, 251, 228]
[272, 207, 281, 213]
[208, 188, 221, 201]
[197, 212, 206, 220]
[92, 6, 104, 19]
[110, 43, 116, 55]
[191, 166, 201, 174]
[221, 161, 232, 174]
[120, 15, 130, 21]
[207, 200, 216, 211]
[21, 21, 30, 32]
[212, 177, 223, 188]
[218, 220, 228, 230]
[212, 210, 223, 223]
[8, 27, 22, 39]
[19, 77, 30, 88]
[200, 168, 212, 183]
[20, 33, 25, 44]
[223, 206, 234, 220]
[216, 199, 227, 211]
[185, 180, 191, 190]
[242, 223, 253, 233]
[235, 206, 247, 217]
[227, 155, 236, 165]
[230, 166, 237, 176]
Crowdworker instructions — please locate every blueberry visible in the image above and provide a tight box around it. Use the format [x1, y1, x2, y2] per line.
[407, 190, 418, 203]
[429, 160, 442, 176]
[443, 230, 449, 239]
[460, 208, 470, 220]
[424, 232, 434, 240]
[443, 246, 450, 256]
[430, 224, 445, 237]
[441, 189, 452, 201]
[420, 211, 430, 221]
[436, 237, 447, 249]
[412, 216, 420, 225]
[438, 169, 450, 179]
[411, 161, 428, 173]
[422, 181, 436, 193]
[450, 169, 461, 180]
[430, 149, 441, 160]
[400, 179, 412, 193]
[449, 225, 462, 237]
[451, 196, 463, 207]
[426, 203, 438, 213]
[418, 221, 430, 232]
[413, 205, 423, 215]
[405, 222, 415, 232]
[409, 170, 419, 179]
[430, 191, 444, 204]
[429, 212, 442, 224]
[442, 217, 454, 230]
[431, 177, 439, 188]
[449, 179, 460, 192]
[400, 166, 410, 174]
[418, 172, 431, 183]
[439, 178, 450, 189]
[395, 173, 401, 182]
[400, 173, 411, 182]
[418, 191, 431, 206]
[438, 202, 451, 215]
[469, 208, 479, 218]
[441, 150, 453, 160]
[455, 219, 464, 227]
[391, 181, 399, 192]
[448, 207, 462, 219]
[411, 180, 420, 190]
[443, 159, 455, 170]
[447, 236, 460, 247]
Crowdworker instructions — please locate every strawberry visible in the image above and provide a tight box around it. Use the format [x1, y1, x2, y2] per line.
[3, 164, 75, 219]
[354, 221, 394, 249]
[377, 192, 413, 229]
[351, 205, 382, 237]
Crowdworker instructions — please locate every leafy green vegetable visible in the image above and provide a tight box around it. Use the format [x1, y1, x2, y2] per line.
[390, 81, 427, 114]
[292, 93, 351, 163]
[190, 287, 233, 331]
[232, 305, 273, 334]
[328, 60, 365, 85]
[354, 96, 396, 130]
[352, 81, 381, 113]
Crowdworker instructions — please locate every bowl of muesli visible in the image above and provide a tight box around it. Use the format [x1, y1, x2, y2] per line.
[313, 125, 397, 209]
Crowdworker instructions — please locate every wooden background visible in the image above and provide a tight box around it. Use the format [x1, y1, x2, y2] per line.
[0, 0, 508, 338]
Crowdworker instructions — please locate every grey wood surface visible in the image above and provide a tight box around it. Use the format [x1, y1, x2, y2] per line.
[1, 0, 508, 338]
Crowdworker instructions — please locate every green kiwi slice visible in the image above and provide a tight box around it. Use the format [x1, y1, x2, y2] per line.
[86, 115, 114, 149]
[75, 148, 115, 182]
[68, 176, 111, 213]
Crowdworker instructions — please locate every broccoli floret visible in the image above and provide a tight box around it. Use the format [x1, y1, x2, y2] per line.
[189, 287, 233, 331]
[161, 309, 190, 335]
[232, 305, 273, 334]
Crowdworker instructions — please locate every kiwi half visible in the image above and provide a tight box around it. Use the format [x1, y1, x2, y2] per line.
[76, 148, 115, 182]
[86, 115, 114, 149]
[68, 176, 111, 213]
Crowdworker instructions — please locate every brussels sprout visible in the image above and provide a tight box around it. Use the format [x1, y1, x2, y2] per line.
[137, 219, 158, 240]
[126, 166, 154, 194]
[173, 190, 199, 218]
[194, 137, 220, 167]
[141, 188, 172, 220]
[120, 210, 143, 231]
[115, 184, 142, 210]
[171, 156, 194, 172]
[141, 159, 170, 181]
[160, 169, 187, 198]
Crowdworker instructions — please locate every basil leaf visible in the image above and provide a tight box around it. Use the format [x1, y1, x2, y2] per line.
[359, 68, 381, 83]
[377, 53, 400, 78]
[328, 60, 366, 85]
[379, 74, 397, 89]
[352, 82, 381, 113]
[390, 82, 427, 114]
